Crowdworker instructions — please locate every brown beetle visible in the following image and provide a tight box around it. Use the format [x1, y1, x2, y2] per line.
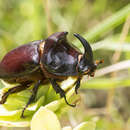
[0, 32, 103, 117]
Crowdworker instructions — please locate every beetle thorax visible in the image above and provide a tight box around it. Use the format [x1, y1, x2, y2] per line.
[39, 41, 45, 57]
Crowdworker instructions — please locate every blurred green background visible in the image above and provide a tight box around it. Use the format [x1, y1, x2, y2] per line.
[0, 0, 130, 130]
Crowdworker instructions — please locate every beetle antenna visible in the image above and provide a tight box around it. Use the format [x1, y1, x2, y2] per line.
[95, 59, 104, 66]
[73, 33, 93, 61]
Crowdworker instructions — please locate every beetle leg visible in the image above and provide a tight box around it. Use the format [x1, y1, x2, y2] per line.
[75, 77, 81, 94]
[21, 80, 42, 118]
[0, 84, 30, 104]
[49, 79, 76, 107]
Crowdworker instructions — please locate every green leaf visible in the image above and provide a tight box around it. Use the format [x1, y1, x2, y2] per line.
[73, 122, 96, 130]
[31, 107, 61, 130]
[84, 4, 130, 42]
[62, 126, 72, 130]
[81, 78, 130, 89]
[0, 96, 45, 127]
[0, 77, 78, 127]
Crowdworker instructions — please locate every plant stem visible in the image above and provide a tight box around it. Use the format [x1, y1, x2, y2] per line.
[84, 4, 130, 42]
[106, 15, 130, 115]
[95, 60, 130, 77]
[81, 78, 130, 89]
[44, 0, 52, 35]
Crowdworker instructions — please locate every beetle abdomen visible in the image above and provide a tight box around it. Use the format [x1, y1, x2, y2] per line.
[0, 40, 43, 78]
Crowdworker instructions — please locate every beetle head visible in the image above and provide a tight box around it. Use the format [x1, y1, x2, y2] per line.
[74, 33, 103, 77]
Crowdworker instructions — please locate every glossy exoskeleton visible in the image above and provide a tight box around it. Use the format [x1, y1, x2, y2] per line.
[0, 32, 103, 117]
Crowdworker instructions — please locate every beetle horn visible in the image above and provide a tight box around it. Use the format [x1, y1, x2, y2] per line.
[74, 33, 93, 61]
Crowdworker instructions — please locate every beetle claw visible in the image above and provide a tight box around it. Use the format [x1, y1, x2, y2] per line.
[63, 95, 76, 107]
[20, 113, 26, 118]
[75, 84, 79, 94]
[75, 89, 78, 94]
[59, 89, 76, 107]
[0, 100, 5, 104]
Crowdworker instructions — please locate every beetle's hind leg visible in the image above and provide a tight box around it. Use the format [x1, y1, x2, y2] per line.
[0, 84, 31, 104]
[21, 80, 42, 118]
[49, 79, 76, 107]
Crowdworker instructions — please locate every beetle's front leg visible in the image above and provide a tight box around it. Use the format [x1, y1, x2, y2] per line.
[75, 77, 81, 94]
[49, 79, 76, 107]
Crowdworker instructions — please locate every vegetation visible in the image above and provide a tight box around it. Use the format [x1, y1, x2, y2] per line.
[0, 0, 130, 130]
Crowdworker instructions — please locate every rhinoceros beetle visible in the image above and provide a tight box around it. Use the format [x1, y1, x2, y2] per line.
[0, 32, 103, 117]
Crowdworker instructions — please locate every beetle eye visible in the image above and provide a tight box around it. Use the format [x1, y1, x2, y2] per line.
[78, 64, 89, 73]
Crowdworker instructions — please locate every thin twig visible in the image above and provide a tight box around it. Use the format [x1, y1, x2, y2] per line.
[112, 16, 130, 62]
[106, 15, 130, 115]
[67, 111, 78, 128]
[75, 4, 130, 42]
[95, 60, 130, 77]
[43, 0, 52, 35]
[92, 41, 130, 51]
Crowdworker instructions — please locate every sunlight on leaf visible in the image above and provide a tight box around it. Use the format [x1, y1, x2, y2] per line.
[31, 107, 61, 130]
[73, 122, 96, 130]
[62, 126, 72, 130]
[0, 77, 78, 127]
